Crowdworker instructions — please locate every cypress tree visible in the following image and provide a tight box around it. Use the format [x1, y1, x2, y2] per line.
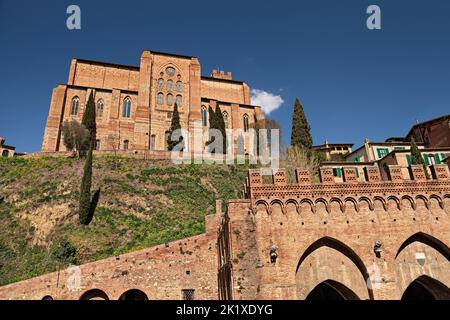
[291, 98, 312, 149]
[167, 103, 184, 151]
[206, 106, 217, 152]
[214, 106, 227, 154]
[253, 114, 260, 156]
[410, 139, 430, 179]
[82, 91, 97, 151]
[79, 148, 93, 225]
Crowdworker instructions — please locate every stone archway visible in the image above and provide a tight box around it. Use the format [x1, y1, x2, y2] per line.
[118, 289, 148, 300]
[402, 275, 450, 300]
[306, 280, 360, 300]
[296, 237, 372, 300]
[79, 289, 109, 300]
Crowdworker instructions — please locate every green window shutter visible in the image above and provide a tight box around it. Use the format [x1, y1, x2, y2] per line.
[442, 153, 447, 161]
[337, 168, 342, 177]
[435, 153, 441, 164]
[406, 154, 412, 166]
[423, 154, 430, 165]
[355, 167, 359, 178]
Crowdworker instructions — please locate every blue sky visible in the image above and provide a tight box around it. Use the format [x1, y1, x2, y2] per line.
[1, 0, 449, 153]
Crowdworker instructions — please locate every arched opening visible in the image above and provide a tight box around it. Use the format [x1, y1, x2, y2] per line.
[296, 236, 374, 300]
[118, 289, 148, 301]
[79, 289, 109, 300]
[41, 295, 54, 300]
[395, 232, 450, 261]
[402, 275, 450, 300]
[306, 280, 360, 300]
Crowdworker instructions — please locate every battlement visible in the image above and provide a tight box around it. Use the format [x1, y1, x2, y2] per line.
[244, 165, 450, 214]
[211, 69, 233, 80]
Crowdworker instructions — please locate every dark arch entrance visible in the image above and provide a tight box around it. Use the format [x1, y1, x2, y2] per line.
[118, 289, 148, 300]
[402, 276, 450, 300]
[41, 295, 54, 300]
[79, 289, 109, 300]
[306, 280, 360, 300]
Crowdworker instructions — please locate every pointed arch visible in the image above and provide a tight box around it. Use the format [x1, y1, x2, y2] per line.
[395, 232, 450, 260]
[79, 289, 109, 300]
[296, 236, 374, 300]
[402, 275, 450, 300]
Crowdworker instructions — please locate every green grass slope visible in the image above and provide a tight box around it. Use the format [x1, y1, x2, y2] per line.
[0, 156, 254, 286]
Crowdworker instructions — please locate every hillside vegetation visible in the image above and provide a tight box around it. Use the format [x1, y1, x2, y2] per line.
[0, 156, 254, 286]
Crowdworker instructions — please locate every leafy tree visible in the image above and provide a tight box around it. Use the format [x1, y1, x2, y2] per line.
[61, 120, 89, 158]
[81, 91, 97, 150]
[410, 138, 430, 179]
[50, 238, 77, 265]
[291, 98, 312, 149]
[166, 103, 184, 151]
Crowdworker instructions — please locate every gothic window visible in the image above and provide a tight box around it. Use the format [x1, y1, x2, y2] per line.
[223, 111, 229, 128]
[95, 139, 100, 150]
[158, 78, 164, 91]
[122, 97, 131, 118]
[176, 95, 182, 107]
[123, 140, 129, 150]
[201, 106, 207, 127]
[167, 80, 173, 92]
[150, 135, 156, 151]
[167, 94, 173, 106]
[176, 81, 183, 92]
[166, 67, 176, 77]
[71, 97, 79, 116]
[243, 114, 249, 132]
[96, 99, 104, 118]
[157, 92, 164, 105]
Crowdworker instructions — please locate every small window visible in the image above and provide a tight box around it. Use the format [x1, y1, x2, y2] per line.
[167, 80, 173, 92]
[157, 92, 164, 105]
[2, 150, 9, 157]
[150, 135, 156, 151]
[95, 139, 100, 150]
[122, 97, 131, 118]
[176, 95, 182, 107]
[158, 78, 164, 91]
[71, 97, 79, 116]
[166, 94, 173, 106]
[176, 81, 183, 92]
[201, 106, 207, 127]
[428, 154, 436, 165]
[96, 100, 104, 118]
[123, 140, 129, 150]
[243, 114, 249, 132]
[376, 148, 389, 159]
[167, 112, 173, 119]
[182, 289, 195, 301]
[166, 67, 176, 77]
[223, 111, 229, 128]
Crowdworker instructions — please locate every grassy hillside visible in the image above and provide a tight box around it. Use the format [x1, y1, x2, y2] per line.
[0, 156, 254, 286]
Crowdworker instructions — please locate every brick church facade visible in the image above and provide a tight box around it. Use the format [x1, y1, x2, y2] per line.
[41, 50, 264, 155]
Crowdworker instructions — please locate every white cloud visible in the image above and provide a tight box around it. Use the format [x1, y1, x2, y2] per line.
[251, 89, 284, 115]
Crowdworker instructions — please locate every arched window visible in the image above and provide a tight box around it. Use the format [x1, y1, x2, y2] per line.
[158, 78, 164, 91]
[166, 80, 173, 92]
[95, 139, 100, 151]
[201, 106, 207, 127]
[2, 150, 9, 157]
[150, 134, 156, 150]
[176, 81, 183, 92]
[122, 97, 131, 118]
[166, 67, 176, 76]
[223, 111, 229, 128]
[166, 94, 173, 106]
[243, 114, 249, 132]
[96, 99, 104, 118]
[176, 95, 182, 107]
[123, 140, 129, 150]
[157, 92, 164, 105]
[71, 97, 79, 116]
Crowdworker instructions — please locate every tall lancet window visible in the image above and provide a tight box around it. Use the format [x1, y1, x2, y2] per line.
[71, 97, 79, 116]
[122, 97, 131, 118]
